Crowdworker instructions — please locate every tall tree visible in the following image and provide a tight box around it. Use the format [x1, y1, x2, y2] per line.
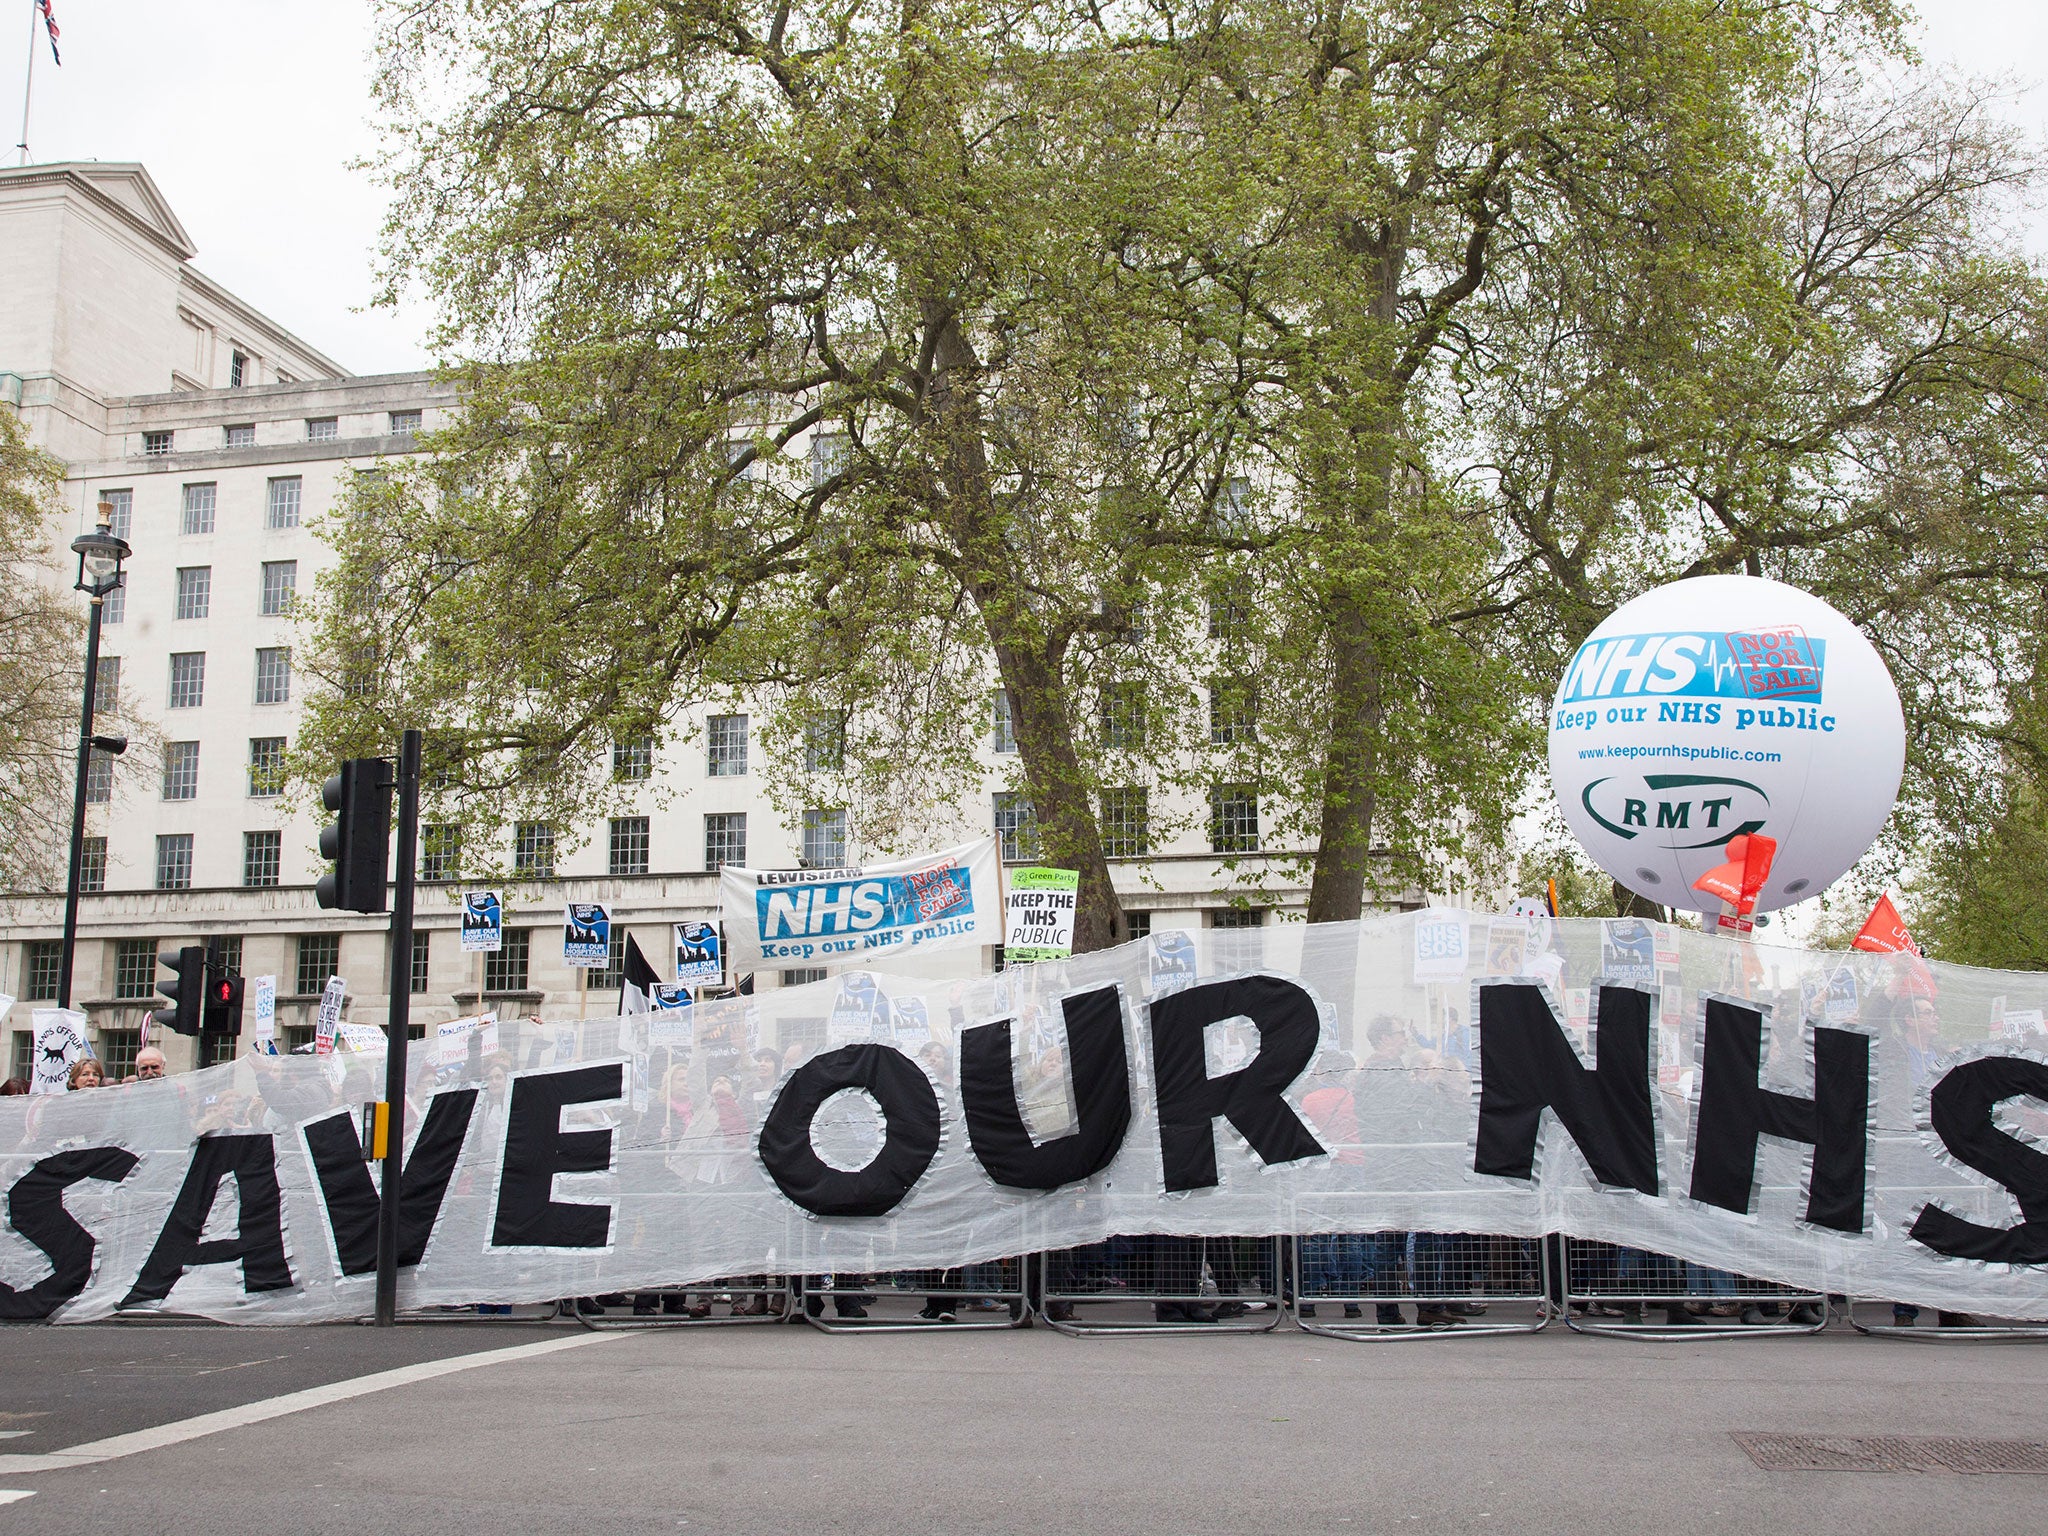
[0, 407, 80, 894]
[304, 0, 1272, 948]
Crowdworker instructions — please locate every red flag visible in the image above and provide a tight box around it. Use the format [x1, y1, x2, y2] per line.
[1851, 891, 1922, 956]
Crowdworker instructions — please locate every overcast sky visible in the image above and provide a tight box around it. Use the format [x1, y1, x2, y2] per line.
[7, 2, 2045, 376]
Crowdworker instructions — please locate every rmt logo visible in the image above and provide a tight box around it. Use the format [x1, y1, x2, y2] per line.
[1582, 773, 1770, 848]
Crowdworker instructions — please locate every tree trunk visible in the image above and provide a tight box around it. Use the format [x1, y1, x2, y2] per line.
[1305, 593, 1384, 923]
[921, 304, 1126, 953]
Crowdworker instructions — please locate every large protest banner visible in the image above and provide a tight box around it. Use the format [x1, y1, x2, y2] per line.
[3, 911, 2045, 1324]
[718, 837, 1001, 971]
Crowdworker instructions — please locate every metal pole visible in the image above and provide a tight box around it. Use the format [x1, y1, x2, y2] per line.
[375, 727, 422, 1326]
[56, 590, 105, 1009]
[17, 1, 37, 166]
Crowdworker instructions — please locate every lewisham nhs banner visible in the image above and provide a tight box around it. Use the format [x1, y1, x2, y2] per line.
[718, 837, 1001, 972]
[3, 912, 2046, 1323]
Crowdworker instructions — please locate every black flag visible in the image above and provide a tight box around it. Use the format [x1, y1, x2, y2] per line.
[619, 934, 663, 1016]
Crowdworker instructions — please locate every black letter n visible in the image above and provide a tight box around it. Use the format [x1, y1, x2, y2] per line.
[1474, 982, 1658, 1194]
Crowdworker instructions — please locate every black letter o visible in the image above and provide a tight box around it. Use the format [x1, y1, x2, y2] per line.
[757, 1044, 941, 1217]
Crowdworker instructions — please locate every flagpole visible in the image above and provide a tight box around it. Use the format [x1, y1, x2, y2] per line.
[17, 2, 38, 165]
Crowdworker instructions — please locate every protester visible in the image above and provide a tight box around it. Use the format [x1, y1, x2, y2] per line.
[67, 1057, 104, 1090]
[129, 1046, 167, 1083]
[0, 1078, 28, 1096]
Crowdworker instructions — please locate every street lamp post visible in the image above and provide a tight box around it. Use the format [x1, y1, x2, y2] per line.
[56, 502, 132, 1010]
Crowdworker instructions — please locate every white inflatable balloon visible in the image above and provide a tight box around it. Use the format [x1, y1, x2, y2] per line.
[1547, 575, 1904, 914]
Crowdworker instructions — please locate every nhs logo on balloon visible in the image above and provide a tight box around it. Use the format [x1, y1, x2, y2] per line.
[1559, 628, 1827, 707]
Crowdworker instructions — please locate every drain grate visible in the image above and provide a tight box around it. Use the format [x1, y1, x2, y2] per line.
[1734, 1432, 2048, 1475]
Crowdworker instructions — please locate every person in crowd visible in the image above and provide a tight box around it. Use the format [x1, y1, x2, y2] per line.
[1, 1078, 29, 1096]
[129, 1046, 168, 1082]
[67, 1057, 105, 1090]
[1297, 1050, 1385, 1324]
[747, 1047, 783, 1122]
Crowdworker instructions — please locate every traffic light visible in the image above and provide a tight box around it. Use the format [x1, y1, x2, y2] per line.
[153, 944, 205, 1037]
[203, 937, 244, 1037]
[316, 757, 394, 913]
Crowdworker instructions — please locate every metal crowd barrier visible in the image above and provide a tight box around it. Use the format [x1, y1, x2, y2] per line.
[1038, 1237, 1284, 1334]
[798, 1260, 1031, 1332]
[1560, 1238, 1827, 1338]
[575, 1281, 792, 1329]
[1843, 1301, 2048, 1341]
[401, 1301, 563, 1324]
[1292, 1225, 1551, 1340]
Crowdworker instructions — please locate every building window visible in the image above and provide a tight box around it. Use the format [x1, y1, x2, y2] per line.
[101, 488, 133, 539]
[266, 476, 302, 529]
[168, 651, 206, 709]
[155, 834, 194, 891]
[175, 565, 211, 620]
[1209, 677, 1257, 746]
[243, 830, 282, 888]
[115, 939, 158, 999]
[800, 808, 847, 868]
[254, 647, 292, 705]
[420, 823, 462, 881]
[230, 350, 248, 387]
[225, 423, 256, 448]
[1101, 787, 1150, 858]
[804, 711, 846, 773]
[86, 750, 114, 804]
[143, 430, 174, 457]
[809, 430, 848, 488]
[513, 822, 555, 878]
[79, 836, 107, 893]
[248, 736, 286, 796]
[590, 930, 626, 990]
[23, 940, 62, 1001]
[484, 929, 530, 992]
[1208, 599, 1247, 641]
[1210, 906, 1267, 929]
[102, 582, 125, 625]
[260, 560, 297, 616]
[993, 792, 1039, 862]
[608, 816, 650, 876]
[611, 736, 653, 782]
[162, 741, 200, 800]
[1124, 911, 1153, 940]
[411, 930, 431, 995]
[97, 1029, 142, 1081]
[390, 409, 423, 435]
[180, 482, 216, 534]
[1099, 681, 1145, 751]
[707, 713, 748, 777]
[199, 1033, 239, 1068]
[94, 655, 120, 714]
[296, 934, 341, 995]
[781, 967, 828, 988]
[705, 812, 747, 871]
[992, 690, 1019, 754]
[212, 935, 244, 977]
[306, 417, 339, 442]
[1209, 785, 1260, 854]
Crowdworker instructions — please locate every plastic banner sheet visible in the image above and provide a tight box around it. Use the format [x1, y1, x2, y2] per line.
[3, 913, 2045, 1323]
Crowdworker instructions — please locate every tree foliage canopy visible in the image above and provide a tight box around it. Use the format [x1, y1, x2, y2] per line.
[303, 0, 2048, 959]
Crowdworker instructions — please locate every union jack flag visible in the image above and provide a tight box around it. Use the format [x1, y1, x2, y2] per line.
[38, 1, 61, 66]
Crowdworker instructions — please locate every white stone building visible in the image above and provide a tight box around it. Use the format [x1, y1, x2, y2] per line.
[2, 161, 1356, 1082]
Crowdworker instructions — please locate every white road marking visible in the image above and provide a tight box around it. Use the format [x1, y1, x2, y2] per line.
[0, 1435, 31, 1441]
[0, 1491, 33, 1505]
[0, 1331, 619, 1477]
